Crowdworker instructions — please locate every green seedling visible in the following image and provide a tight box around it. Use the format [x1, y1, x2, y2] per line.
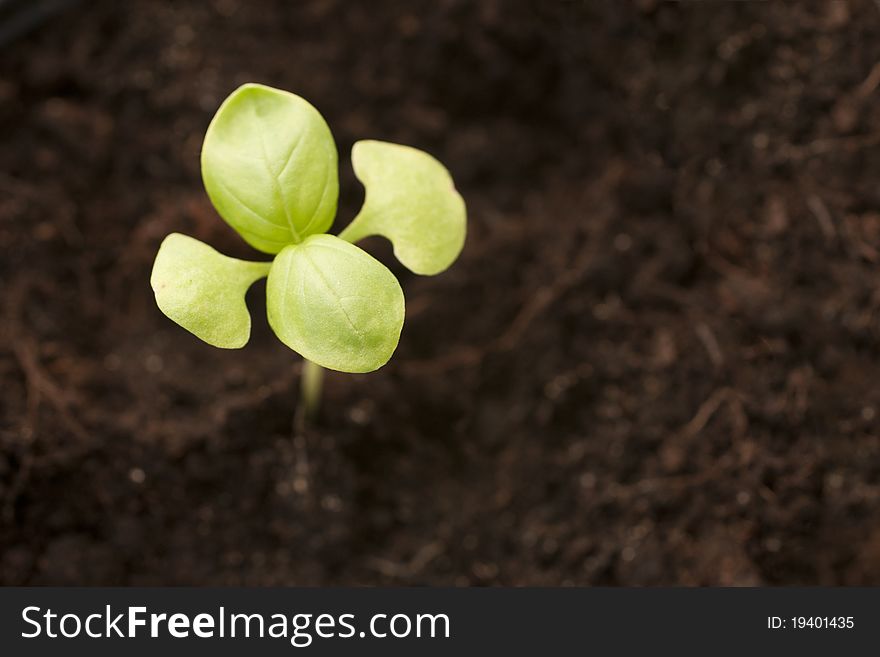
[150, 83, 466, 417]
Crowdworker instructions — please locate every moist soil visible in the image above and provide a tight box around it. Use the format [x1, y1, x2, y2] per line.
[2, 0, 880, 585]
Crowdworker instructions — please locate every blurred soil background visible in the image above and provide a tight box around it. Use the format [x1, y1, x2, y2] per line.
[2, 0, 880, 585]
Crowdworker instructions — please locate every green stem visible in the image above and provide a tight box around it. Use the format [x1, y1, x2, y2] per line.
[299, 358, 324, 422]
[336, 214, 369, 244]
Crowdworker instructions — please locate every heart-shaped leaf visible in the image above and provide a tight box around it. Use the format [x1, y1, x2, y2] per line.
[338, 140, 466, 275]
[201, 83, 339, 253]
[266, 234, 405, 373]
[151, 233, 271, 348]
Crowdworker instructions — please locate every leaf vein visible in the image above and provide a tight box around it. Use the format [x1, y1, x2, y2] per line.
[301, 250, 364, 340]
[214, 178, 284, 233]
[251, 100, 302, 242]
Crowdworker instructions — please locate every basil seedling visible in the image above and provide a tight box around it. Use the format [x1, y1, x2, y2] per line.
[151, 83, 466, 413]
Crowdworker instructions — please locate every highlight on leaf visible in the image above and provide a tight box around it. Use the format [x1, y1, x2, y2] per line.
[338, 140, 467, 275]
[150, 233, 271, 349]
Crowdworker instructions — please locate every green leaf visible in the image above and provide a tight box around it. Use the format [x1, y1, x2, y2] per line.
[150, 233, 271, 349]
[201, 83, 339, 253]
[338, 140, 466, 275]
[266, 234, 405, 373]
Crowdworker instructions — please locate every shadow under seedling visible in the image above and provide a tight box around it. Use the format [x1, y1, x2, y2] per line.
[150, 83, 467, 421]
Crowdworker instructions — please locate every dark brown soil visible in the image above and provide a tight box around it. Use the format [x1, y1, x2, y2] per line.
[2, 0, 880, 586]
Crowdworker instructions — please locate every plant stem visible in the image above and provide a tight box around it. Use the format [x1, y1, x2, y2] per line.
[299, 358, 324, 425]
[291, 360, 322, 492]
[336, 214, 368, 244]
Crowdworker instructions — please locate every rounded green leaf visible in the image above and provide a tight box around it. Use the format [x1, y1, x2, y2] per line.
[151, 233, 271, 348]
[266, 234, 405, 373]
[337, 140, 466, 275]
[201, 83, 339, 253]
